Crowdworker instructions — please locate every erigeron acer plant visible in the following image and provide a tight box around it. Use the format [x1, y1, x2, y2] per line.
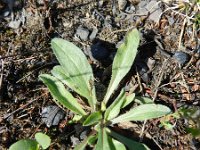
[39, 29, 171, 150]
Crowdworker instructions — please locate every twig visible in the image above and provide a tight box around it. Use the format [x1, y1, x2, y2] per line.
[0, 59, 4, 91]
[139, 58, 169, 141]
[146, 132, 163, 150]
[178, 18, 187, 50]
[3, 99, 37, 120]
[16, 62, 56, 83]
[3, 92, 47, 121]
[153, 58, 170, 101]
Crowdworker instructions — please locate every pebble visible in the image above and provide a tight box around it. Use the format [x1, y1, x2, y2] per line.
[75, 26, 90, 41]
[136, 62, 149, 83]
[125, 5, 135, 13]
[41, 105, 65, 127]
[0, 9, 10, 17]
[116, 39, 124, 48]
[91, 41, 110, 60]
[89, 27, 98, 40]
[104, 15, 112, 28]
[79, 129, 89, 140]
[8, 19, 21, 29]
[70, 135, 80, 147]
[172, 51, 189, 66]
[118, 0, 127, 11]
[145, 0, 162, 22]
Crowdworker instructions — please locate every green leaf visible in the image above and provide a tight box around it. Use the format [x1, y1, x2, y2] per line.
[51, 65, 96, 110]
[112, 138, 126, 150]
[135, 96, 153, 104]
[68, 114, 82, 124]
[107, 128, 150, 150]
[83, 111, 102, 126]
[103, 29, 140, 104]
[186, 127, 200, 137]
[9, 139, 39, 150]
[95, 128, 114, 150]
[74, 135, 96, 150]
[88, 135, 98, 146]
[111, 104, 171, 124]
[35, 132, 51, 149]
[39, 74, 86, 116]
[51, 38, 97, 110]
[121, 93, 135, 108]
[104, 89, 126, 121]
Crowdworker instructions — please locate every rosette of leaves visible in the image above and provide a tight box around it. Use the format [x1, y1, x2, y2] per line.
[39, 29, 171, 150]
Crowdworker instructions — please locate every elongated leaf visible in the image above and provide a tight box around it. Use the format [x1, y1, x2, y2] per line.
[51, 65, 95, 110]
[35, 132, 51, 149]
[103, 29, 140, 104]
[111, 104, 171, 124]
[112, 138, 126, 150]
[51, 38, 97, 110]
[9, 139, 39, 150]
[83, 111, 102, 126]
[135, 96, 153, 104]
[39, 74, 86, 116]
[74, 135, 96, 150]
[104, 89, 126, 121]
[107, 128, 150, 150]
[121, 93, 135, 108]
[95, 128, 114, 150]
[88, 135, 98, 146]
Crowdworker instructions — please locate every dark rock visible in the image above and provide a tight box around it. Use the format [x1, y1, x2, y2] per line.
[75, 26, 90, 41]
[173, 51, 189, 66]
[136, 62, 149, 83]
[91, 42, 110, 60]
[41, 105, 65, 127]
[109, 51, 116, 61]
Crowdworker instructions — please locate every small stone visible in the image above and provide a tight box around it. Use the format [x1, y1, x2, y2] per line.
[118, 0, 127, 11]
[75, 26, 90, 41]
[116, 39, 124, 48]
[80, 129, 89, 140]
[1, 9, 10, 17]
[145, 0, 162, 22]
[41, 105, 65, 127]
[8, 20, 21, 29]
[71, 135, 80, 147]
[173, 51, 189, 66]
[136, 62, 149, 83]
[89, 27, 98, 40]
[125, 5, 135, 13]
[167, 16, 175, 25]
[104, 15, 112, 28]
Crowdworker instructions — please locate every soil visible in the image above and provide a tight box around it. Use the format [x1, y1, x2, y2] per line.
[0, 0, 200, 150]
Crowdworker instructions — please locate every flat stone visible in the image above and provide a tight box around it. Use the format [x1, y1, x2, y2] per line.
[8, 20, 21, 29]
[41, 105, 65, 127]
[75, 26, 90, 41]
[173, 51, 189, 66]
[145, 0, 162, 22]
